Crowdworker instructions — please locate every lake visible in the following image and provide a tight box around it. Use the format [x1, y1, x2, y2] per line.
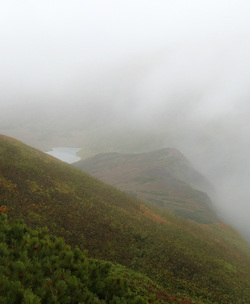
[45, 147, 82, 164]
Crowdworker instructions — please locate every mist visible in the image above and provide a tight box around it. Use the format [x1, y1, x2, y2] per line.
[1, 1, 250, 240]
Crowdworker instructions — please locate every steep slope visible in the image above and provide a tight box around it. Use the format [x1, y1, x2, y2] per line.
[0, 213, 204, 304]
[0, 134, 250, 303]
[75, 149, 217, 224]
[0, 214, 151, 304]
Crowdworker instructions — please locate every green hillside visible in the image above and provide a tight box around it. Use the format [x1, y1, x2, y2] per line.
[75, 150, 217, 224]
[0, 134, 250, 303]
[0, 213, 179, 304]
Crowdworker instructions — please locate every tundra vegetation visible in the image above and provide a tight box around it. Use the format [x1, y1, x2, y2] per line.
[0, 134, 250, 303]
[74, 149, 217, 224]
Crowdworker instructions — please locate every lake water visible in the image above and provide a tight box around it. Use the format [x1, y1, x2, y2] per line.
[45, 147, 82, 164]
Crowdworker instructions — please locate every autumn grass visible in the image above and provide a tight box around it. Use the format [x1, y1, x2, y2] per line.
[0, 134, 250, 303]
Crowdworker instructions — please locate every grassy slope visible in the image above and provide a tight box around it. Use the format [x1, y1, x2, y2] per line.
[3, 213, 203, 304]
[0, 214, 145, 304]
[0, 134, 250, 303]
[74, 150, 217, 224]
[0, 214, 204, 304]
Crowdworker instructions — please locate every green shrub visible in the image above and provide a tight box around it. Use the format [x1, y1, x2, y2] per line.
[0, 214, 150, 304]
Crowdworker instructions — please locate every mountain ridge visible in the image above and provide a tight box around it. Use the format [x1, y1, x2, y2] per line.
[75, 148, 217, 224]
[0, 134, 250, 303]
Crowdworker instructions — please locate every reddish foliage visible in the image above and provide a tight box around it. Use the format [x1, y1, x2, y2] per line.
[0, 205, 8, 214]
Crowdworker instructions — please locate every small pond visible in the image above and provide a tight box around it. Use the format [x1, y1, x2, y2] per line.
[45, 147, 81, 164]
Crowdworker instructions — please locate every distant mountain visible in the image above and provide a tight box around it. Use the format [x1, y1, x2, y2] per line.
[1, 134, 250, 303]
[75, 149, 217, 224]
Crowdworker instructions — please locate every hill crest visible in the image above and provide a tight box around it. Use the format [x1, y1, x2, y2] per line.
[75, 148, 217, 224]
[0, 134, 250, 303]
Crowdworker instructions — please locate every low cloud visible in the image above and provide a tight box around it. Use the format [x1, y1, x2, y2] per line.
[1, 0, 250, 239]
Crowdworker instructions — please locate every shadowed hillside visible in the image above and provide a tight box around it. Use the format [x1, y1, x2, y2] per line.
[0, 134, 250, 303]
[75, 149, 217, 224]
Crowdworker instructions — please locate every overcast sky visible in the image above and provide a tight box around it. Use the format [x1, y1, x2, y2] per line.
[1, 0, 250, 103]
[1, 0, 250, 240]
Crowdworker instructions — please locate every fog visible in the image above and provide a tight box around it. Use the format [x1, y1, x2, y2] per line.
[1, 1, 250, 240]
